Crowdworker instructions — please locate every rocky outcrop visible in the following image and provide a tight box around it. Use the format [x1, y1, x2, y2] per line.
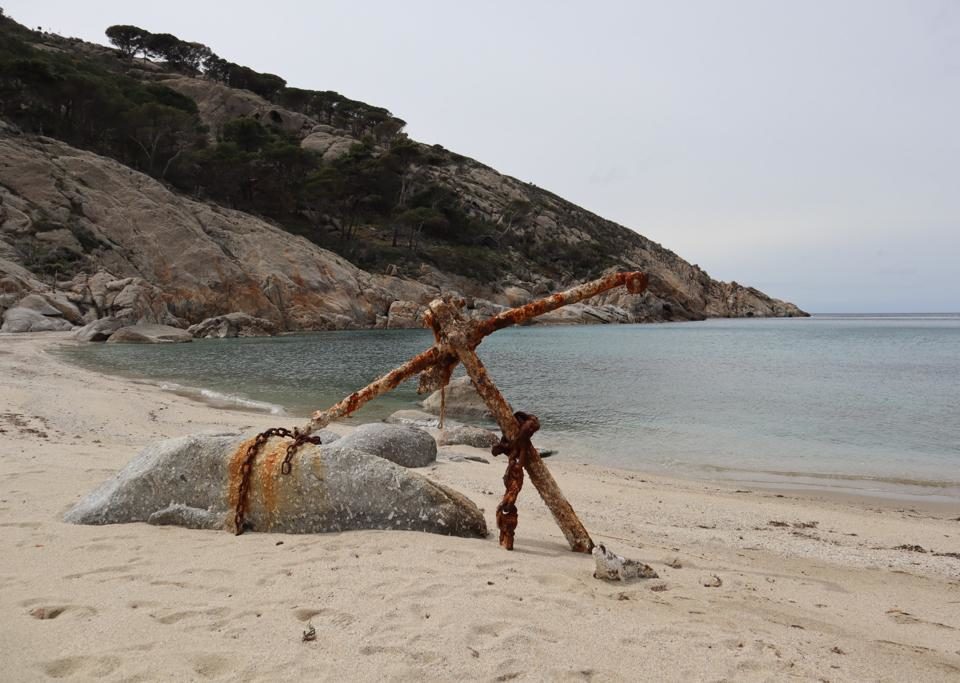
[421, 376, 492, 420]
[106, 323, 193, 344]
[64, 432, 486, 537]
[187, 312, 278, 338]
[533, 302, 632, 325]
[421, 159, 808, 321]
[386, 300, 426, 329]
[300, 125, 358, 162]
[160, 76, 315, 139]
[328, 423, 437, 468]
[0, 128, 439, 333]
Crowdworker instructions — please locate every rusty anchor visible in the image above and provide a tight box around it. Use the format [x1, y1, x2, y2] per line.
[233, 270, 649, 552]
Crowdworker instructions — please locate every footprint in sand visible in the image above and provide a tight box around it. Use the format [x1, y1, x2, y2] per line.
[21, 598, 98, 620]
[190, 653, 234, 679]
[63, 564, 140, 580]
[27, 604, 98, 620]
[150, 606, 230, 625]
[294, 606, 356, 627]
[886, 609, 956, 630]
[40, 655, 121, 679]
[0, 521, 41, 529]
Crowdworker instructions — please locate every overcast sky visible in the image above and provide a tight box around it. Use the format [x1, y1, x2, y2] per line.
[6, 1, 958, 312]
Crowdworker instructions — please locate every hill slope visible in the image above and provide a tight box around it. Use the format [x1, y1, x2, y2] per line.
[0, 14, 805, 332]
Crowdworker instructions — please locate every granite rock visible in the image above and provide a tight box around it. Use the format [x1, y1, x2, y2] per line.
[64, 432, 486, 538]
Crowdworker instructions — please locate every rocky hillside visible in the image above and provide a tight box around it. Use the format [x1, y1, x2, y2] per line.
[0, 13, 805, 335]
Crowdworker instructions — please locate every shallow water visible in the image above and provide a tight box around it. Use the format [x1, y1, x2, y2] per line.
[59, 315, 960, 500]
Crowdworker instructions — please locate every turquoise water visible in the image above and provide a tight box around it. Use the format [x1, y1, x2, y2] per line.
[58, 315, 960, 500]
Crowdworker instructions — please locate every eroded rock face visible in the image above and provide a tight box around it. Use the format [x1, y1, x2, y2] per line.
[0, 124, 806, 333]
[386, 300, 425, 329]
[328, 423, 437, 468]
[187, 312, 278, 339]
[300, 125, 358, 162]
[161, 76, 315, 139]
[0, 130, 438, 333]
[421, 376, 492, 419]
[64, 432, 486, 538]
[106, 323, 193, 344]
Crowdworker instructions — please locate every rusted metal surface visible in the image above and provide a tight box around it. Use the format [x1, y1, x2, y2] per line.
[228, 270, 649, 550]
[302, 345, 445, 433]
[231, 427, 323, 535]
[491, 412, 539, 550]
[425, 295, 596, 552]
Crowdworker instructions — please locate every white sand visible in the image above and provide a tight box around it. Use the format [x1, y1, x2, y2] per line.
[0, 332, 958, 681]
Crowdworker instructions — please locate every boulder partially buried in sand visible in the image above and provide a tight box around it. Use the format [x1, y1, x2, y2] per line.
[64, 432, 486, 538]
[327, 423, 437, 468]
[437, 425, 499, 449]
[421, 376, 492, 419]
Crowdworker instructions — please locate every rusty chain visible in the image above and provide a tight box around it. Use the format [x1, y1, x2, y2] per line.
[233, 427, 324, 535]
[491, 411, 540, 550]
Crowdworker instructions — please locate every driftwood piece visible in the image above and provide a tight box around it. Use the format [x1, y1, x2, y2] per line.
[233, 270, 650, 552]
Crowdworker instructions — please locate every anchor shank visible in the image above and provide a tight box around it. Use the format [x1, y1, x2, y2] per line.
[427, 295, 594, 553]
[302, 345, 448, 434]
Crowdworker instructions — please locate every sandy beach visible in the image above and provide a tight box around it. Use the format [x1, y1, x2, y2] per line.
[0, 332, 958, 682]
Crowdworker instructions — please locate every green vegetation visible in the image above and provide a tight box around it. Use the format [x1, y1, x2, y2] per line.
[0, 11, 623, 285]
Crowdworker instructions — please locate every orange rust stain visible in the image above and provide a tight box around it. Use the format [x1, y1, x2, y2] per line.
[227, 437, 257, 511]
[257, 439, 289, 527]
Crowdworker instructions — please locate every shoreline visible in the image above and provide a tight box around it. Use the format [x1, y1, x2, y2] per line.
[51, 333, 960, 511]
[1, 331, 959, 680]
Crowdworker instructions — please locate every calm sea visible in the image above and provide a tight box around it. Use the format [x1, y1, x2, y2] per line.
[58, 315, 960, 502]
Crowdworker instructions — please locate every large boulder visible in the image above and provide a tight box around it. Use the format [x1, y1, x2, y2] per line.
[465, 298, 508, 321]
[386, 300, 425, 329]
[15, 293, 62, 317]
[421, 376, 492, 419]
[106, 323, 192, 344]
[300, 125, 359, 162]
[437, 425, 499, 449]
[329, 423, 437, 468]
[15, 292, 84, 324]
[64, 432, 486, 538]
[187, 312, 278, 339]
[0, 306, 73, 332]
[72, 317, 125, 342]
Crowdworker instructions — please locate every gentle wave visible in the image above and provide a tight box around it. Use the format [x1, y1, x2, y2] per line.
[152, 381, 287, 415]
